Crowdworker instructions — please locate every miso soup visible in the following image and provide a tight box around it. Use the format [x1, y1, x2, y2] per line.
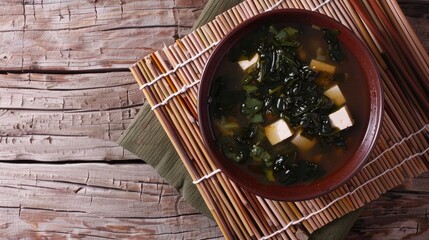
[208, 23, 370, 186]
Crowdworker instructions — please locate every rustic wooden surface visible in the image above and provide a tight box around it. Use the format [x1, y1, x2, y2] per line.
[348, 3, 429, 240]
[0, 0, 426, 239]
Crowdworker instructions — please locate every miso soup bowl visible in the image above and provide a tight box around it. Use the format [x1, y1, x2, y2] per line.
[198, 9, 383, 201]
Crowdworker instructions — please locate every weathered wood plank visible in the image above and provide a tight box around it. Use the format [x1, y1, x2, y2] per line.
[0, 72, 142, 161]
[0, 0, 206, 71]
[0, 74, 141, 111]
[0, 162, 221, 239]
[348, 172, 429, 240]
[348, 4, 429, 239]
[0, 162, 426, 239]
[0, 0, 426, 239]
[0, 135, 135, 161]
[0, 84, 140, 111]
[0, 109, 136, 139]
[0, 72, 135, 90]
[0, 0, 207, 161]
[400, 3, 429, 52]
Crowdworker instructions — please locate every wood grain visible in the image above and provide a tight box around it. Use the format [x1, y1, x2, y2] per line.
[0, 72, 141, 160]
[0, 0, 204, 71]
[348, 3, 429, 239]
[0, 0, 220, 238]
[0, 0, 192, 161]
[348, 172, 429, 240]
[0, 162, 221, 239]
[0, 0, 427, 239]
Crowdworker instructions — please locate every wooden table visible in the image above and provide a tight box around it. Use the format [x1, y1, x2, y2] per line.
[0, 1, 427, 239]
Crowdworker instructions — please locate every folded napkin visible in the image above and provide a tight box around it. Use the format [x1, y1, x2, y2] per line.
[118, 0, 362, 239]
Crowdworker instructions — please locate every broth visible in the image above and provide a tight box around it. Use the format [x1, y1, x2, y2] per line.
[208, 23, 370, 186]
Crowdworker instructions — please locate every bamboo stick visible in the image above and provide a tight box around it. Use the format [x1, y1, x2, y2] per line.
[279, 201, 314, 233]
[302, 200, 328, 227]
[170, 44, 201, 85]
[376, 1, 429, 91]
[143, 60, 249, 239]
[165, 46, 199, 102]
[258, 0, 269, 10]
[177, 39, 205, 74]
[292, 0, 306, 9]
[313, 197, 335, 222]
[187, 32, 210, 66]
[237, 3, 251, 20]
[321, 194, 344, 218]
[369, 2, 429, 121]
[380, 72, 428, 154]
[247, 0, 261, 15]
[139, 59, 232, 236]
[350, 0, 429, 110]
[148, 62, 256, 240]
[231, 6, 246, 23]
[269, 201, 299, 234]
[295, 201, 323, 229]
[343, 182, 364, 208]
[130, 64, 234, 238]
[370, 127, 406, 186]
[257, 196, 291, 239]
[220, 175, 258, 238]
[212, 17, 227, 38]
[155, 50, 198, 117]
[231, 184, 268, 238]
[287, 202, 317, 232]
[389, 1, 429, 77]
[265, 200, 298, 240]
[266, 0, 277, 9]
[127, 0, 429, 238]
[361, 166, 384, 197]
[336, 186, 357, 212]
[225, 9, 239, 27]
[243, 190, 279, 236]
[207, 22, 222, 42]
[283, 0, 294, 9]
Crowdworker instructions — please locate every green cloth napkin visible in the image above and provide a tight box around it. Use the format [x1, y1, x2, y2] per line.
[118, 0, 362, 238]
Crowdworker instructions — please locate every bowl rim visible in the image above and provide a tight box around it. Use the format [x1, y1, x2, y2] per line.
[197, 9, 384, 201]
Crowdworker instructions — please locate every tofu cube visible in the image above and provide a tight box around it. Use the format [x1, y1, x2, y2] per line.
[265, 119, 293, 145]
[238, 53, 259, 71]
[291, 131, 317, 151]
[324, 85, 346, 106]
[329, 106, 354, 130]
[310, 59, 336, 74]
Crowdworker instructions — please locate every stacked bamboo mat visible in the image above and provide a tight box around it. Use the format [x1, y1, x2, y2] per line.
[129, 0, 429, 239]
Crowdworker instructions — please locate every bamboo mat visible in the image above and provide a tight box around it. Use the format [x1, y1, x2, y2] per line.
[130, 0, 429, 239]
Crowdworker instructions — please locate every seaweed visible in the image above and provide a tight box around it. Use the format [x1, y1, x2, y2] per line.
[273, 153, 324, 185]
[323, 28, 344, 62]
[211, 24, 348, 185]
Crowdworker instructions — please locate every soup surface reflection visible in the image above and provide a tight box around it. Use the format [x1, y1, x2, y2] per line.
[208, 23, 370, 186]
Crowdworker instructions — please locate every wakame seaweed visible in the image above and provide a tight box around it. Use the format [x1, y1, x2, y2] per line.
[210, 23, 351, 186]
[324, 28, 344, 62]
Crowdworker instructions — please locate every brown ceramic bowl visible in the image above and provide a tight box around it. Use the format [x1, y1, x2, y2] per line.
[198, 9, 383, 201]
